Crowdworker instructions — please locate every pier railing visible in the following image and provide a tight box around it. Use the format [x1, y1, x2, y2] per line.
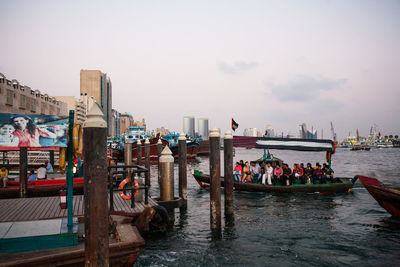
[107, 164, 149, 209]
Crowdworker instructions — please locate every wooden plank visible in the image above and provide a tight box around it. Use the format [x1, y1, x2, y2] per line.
[23, 197, 45, 221]
[9, 198, 32, 221]
[34, 196, 54, 220]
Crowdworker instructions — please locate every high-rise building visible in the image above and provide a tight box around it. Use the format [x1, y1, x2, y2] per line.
[0, 72, 68, 116]
[54, 96, 87, 125]
[111, 109, 120, 137]
[80, 70, 112, 135]
[198, 118, 209, 140]
[120, 113, 133, 134]
[183, 116, 195, 137]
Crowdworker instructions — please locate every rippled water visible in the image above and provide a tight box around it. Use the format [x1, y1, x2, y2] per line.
[135, 148, 400, 266]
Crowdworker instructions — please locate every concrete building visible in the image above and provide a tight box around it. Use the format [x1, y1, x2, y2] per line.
[243, 128, 261, 137]
[197, 118, 209, 140]
[0, 72, 68, 116]
[299, 123, 317, 139]
[80, 70, 112, 135]
[120, 113, 133, 134]
[111, 109, 120, 137]
[133, 119, 146, 131]
[183, 116, 195, 137]
[155, 126, 170, 136]
[265, 125, 275, 137]
[54, 96, 87, 125]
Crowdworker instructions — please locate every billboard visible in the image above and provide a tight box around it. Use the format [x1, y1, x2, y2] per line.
[0, 113, 69, 148]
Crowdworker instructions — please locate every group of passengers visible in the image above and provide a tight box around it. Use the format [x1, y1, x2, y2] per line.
[233, 160, 334, 186]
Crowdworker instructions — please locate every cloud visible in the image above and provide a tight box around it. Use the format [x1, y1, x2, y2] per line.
[267, 75, 347, 102]
[218, 60, 258, 74]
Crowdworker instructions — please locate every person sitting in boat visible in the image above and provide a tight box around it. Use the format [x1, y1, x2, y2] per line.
[323, 165, 334, 183]
[0, 166, 8, 188]
[299, 163, 306, 184]
[250, 161, 261, 183]
[293, 163, 304, 184]
[282, 164, 292, 186]
[239, 160, 245, 170]
[259, 167, 265, 183]
[233, 162, 242, 182]
[262, 162, 274, 185]
[28, 170, 36, 181]
[242, 162, 251, 183]
[273, 163, 283, 185]
[312, 163, 325, 184]
[304, 163, 313, 184]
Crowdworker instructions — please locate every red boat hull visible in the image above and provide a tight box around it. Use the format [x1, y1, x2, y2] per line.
[0, 178, 84, 199]
[358, 175, 400, 217]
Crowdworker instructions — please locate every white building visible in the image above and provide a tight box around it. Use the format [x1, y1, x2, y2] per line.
[183, 116, 195, 137]
[198, 118, 209, 140]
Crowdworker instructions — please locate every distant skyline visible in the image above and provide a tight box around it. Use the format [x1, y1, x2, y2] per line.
[1, 0, 399, 140]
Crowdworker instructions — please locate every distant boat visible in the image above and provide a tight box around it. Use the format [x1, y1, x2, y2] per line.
[358, 175, 400, 218]
[162, 133, 200, 159]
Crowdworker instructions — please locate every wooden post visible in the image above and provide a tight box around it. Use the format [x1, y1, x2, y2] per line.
[209, 128, 221, 232]
[136, 140, 142, 166]
[83, 103, 109, 266]
[224, 130, 234, 218]
[159, 146, 174, 201]
[178, 132, 187, 206]
[49, 150, 55, 169]
[19, 147, 28, 198]
[144, 138, 150, 187]
[124, 142, 132, 179]
[157, 138, 163, 185]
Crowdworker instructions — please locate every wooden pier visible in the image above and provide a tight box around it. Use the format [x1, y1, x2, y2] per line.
[0, 194, 158, 222]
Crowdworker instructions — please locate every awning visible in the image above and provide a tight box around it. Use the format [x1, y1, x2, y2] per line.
[233, 136, 334, 152]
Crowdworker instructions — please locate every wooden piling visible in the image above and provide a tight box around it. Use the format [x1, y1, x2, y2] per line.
[136, 140, 142, 166]
[49, 150, 55, 169]
[159, 146, 174, 201]
[178, 132, 187, 206]
[83, 103, 109, 266]
[209, 128, 221, 231]
[224, 130, 234, 217]
[19, 147, 28, 198]
[157, 139, 163, 185]
[144, 138, 150, 188]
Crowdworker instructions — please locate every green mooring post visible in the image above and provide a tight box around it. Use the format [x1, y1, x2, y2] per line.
[66, 110, 74, 232]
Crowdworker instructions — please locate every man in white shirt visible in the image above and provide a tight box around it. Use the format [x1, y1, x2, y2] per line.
[37, 164, 47, 180]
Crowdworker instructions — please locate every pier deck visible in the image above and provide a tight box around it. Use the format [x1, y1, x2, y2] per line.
[0, 194, 157, 222]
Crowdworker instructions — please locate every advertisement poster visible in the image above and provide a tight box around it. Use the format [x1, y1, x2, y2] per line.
[0, 113, 69, 148]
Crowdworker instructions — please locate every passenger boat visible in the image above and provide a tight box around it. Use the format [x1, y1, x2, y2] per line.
[0, 178, 84, 199]
[191, 170, 357, 193]
[191, 136, 358, 193]
[358, 175, 400, 217]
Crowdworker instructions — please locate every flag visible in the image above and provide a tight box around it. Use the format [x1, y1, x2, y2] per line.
[232, 118, 239, 132]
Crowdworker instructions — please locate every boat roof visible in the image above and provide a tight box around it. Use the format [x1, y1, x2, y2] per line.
[233, 136, 334, 152]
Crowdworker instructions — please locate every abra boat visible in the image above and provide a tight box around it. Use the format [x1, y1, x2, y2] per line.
[191, 170, 357, 193]
[358, 176, 400, 217]
[162, 133, 200, 159]
[0, 177, 84, 199]
[191, 136, 358, 193]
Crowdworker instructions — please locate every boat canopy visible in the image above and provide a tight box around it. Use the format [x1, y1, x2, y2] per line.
[233, 136, 335, 152]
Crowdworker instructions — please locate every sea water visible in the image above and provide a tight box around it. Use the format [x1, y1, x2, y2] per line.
[135, 148, 400, 266]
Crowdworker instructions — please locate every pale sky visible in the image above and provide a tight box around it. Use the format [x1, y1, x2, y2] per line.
[1, 0, 399, 140]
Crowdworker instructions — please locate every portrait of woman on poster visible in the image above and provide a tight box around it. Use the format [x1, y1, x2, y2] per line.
[0, 123, 19, 147]
[10, 115, 56, 147]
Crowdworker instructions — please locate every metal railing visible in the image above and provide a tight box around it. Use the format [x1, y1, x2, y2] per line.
[107, 164, 149, 209]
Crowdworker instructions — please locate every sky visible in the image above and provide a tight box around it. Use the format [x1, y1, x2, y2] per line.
[1, 0, 399, 140]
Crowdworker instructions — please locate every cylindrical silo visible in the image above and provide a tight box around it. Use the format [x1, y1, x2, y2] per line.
[183, 116, 195, 137]
[198, 118, 209, 140]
